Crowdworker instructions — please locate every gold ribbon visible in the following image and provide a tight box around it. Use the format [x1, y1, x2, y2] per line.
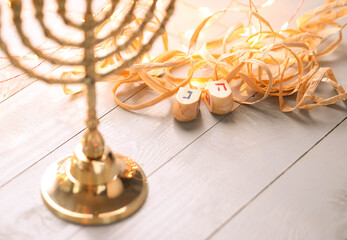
[65, 0, 347, 113]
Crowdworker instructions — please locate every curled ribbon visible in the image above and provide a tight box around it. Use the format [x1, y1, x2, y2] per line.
[65, 0, 347, 113]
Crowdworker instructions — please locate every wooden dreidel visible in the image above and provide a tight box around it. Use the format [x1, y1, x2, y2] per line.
[204, 79, 233, 115]
[173, 85, 202, 122]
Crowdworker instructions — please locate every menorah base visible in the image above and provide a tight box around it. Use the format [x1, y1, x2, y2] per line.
[40, 144, 148, 225]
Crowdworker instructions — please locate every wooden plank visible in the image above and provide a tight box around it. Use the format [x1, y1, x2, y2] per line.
[69, 97, 347, 240]
[1, 40, 347, 238]
[0, 80, 143, 186]
[211, 117, 347, 240]
[1, 90, 345, 239]
[0, 77, 35, 104]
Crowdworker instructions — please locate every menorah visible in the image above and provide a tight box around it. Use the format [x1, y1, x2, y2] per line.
[0, 0, 175, 224]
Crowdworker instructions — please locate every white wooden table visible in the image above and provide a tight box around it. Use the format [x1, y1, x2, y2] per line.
[1, 1, 347, 239]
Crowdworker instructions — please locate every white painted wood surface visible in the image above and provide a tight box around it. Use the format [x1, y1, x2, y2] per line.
[211, 113, 347, 240]
[1, 1, 347, 240]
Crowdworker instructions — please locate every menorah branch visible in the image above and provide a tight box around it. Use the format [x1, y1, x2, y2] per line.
[100, 0, 175, 78]
[34, 0, 82, 48]
[95, 0, 157, 62]
[0, 38, 83, 84]
[11, 0, 84, 66]
[57, 0, 83, 29]
[92, 0, 120, 27]
[94, 0, 138, 45]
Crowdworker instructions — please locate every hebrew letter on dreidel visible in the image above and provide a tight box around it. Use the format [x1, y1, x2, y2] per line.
[204, 79, 233, 115]
[173, 85, 202, 122]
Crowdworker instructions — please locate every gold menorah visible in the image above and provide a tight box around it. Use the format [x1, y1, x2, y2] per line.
[0, 0, 175, 224]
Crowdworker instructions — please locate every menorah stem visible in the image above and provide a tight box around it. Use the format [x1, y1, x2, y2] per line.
[81, 1, 105, 160]
[85, 80, 97, 131]
[82, 81, 105, 159]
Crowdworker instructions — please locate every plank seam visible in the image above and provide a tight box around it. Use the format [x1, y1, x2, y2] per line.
[0, 80, 37, 105]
